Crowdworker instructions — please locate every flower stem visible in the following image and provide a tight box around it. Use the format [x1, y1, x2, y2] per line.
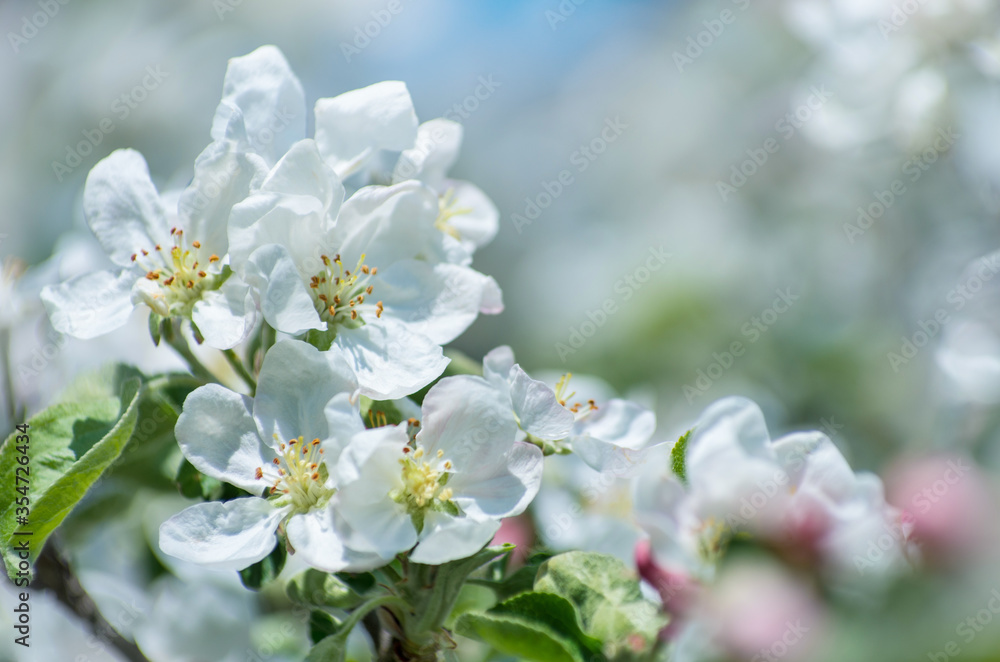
[222, 348, 257, 395]
[162, 320, 216, 383]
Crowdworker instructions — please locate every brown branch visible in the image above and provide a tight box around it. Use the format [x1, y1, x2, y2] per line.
[32, 540, 151, 662]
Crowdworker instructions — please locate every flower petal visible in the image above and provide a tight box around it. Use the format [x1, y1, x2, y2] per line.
[40, 269, 135, 339]
[253, 339, 359, 449]
[417, 375, 518, 471]
[509, 366, 574, 440]
[259, 139, 344, 214]
[84, 149, 169, 268]
[286, 509, 389, 573]
[333, 319, 448, 400]
[159, 498, 286, 571]
[210, 45, 305, 166]
[392, 118, 463, 188]
[376, 261, 499, 344]
[244, 244, 324, 336]
[314, 81, 418, 178]
[482, 345, 515, 384]
[191, 276, 257, 350]
[410, 512, 500, 565]
[442, 180, 500, 253]
[451, 441, 543, 520]
[573, 399, 656, 451]
[175, 384, 277, 494]
[335, 426, 418, 557]
[179, 139, 268, 258]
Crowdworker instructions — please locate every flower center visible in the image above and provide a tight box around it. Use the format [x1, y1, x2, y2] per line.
[554, 373, 599, 417]
[392, 445, 455, 513]
[131, 227, 223, 317]
[435, 189, 472, 240]
[308, 253, 383, 329]
[255, 435, 334, 514]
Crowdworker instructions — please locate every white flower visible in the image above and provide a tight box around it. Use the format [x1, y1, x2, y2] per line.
[335, 375, 543, 565]
[484, 348, 656, 472]
[636, 397, 912, 585]
[392, 118, 500, 260]
[39, 148, 260, 349]
[159, 339, 381, 572]
[231, 155, 501, 399]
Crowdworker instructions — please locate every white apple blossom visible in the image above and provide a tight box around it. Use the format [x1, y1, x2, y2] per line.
[636, 397, 913, 585]
[230, 147, 501, 399]
[483, 348, 657, 471]
[335, 375, 543, 565]
[159, 339, 382, 572]
[39, 147, 261, 349]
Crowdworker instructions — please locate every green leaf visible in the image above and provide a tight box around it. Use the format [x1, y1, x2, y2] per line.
[670, 429, 692, 485]
[491, 592, 605, 658]
[287, 569, 368, 610]
[534, 552, 666, 658]
[0, 368, 142, 581]
[309, 610, 340, 645]
[148, 312, 163, 346]
[239, 537, 286, 590]
[175, 457, 223, 500]
[455, 610, 586, 662]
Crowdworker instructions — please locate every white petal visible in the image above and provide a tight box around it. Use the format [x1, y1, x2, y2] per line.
[40, 270, 135, 339]
[191, 277, 257, 350]
[392, 118, 463, 187]
[509, 366, 574, 440]
[333, 319, 448, 400]
[773, 431, 857, 504]
[410, 513, 500, 565]
[210, 45, 305, 166]
[573, 399, 656, 451]
[573, 437, 654, 476]
[335, 426, 418, 557]
[376, 261, 497, 344]
[175, 384, 277, 494]
[482, 345, 515, 384]
[259, 139, 344, 214]
[253, 339, 359, 447]
[451, 441, 543, 520]
[686, 396, 774, 475]
[443, 181, 500, 253]
[228, 188, 337, 271]
[179, 139, 268, 258]
[84, 149, 169, 267]
[333, 181, 445, 268]
[286, 509, 386, 573]
[417, 375, 517, 470]
[158, 498, 286, 571]
[315, 81, 418, 177]
[244, 244, 324, 336]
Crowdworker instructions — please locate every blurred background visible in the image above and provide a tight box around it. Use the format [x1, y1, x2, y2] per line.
[4, 0, 1000, 660]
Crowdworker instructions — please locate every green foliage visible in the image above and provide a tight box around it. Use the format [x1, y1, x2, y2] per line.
[286, 569, 370, 610]
[671, 429, 692, 484]
[535, 551, 666, 659]
[0, 365, 142, 581]
[239, 538, 286, 590]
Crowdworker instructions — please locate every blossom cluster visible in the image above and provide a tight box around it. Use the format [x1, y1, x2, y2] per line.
[35, 45, 916, 658]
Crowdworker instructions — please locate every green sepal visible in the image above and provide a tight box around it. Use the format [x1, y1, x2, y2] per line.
[671, 429, 693, 485]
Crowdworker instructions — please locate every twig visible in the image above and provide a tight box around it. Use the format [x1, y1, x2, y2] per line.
[33, 541, 151, 662]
